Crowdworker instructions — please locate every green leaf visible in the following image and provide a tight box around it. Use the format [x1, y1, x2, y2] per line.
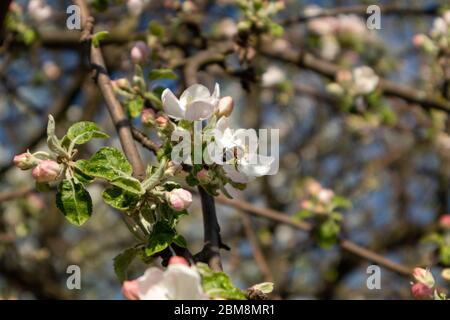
[252, 282, 274, 294]
[173, 234, 187, 248]
[125, 96, 144, 118]
[330, 196, 352, 211]
[197, 263, 247, 300]
[73, 160, 95, 185]
[440, 245, 450, 266]
[113, 247, 138, 282]
[102, 186, 139, 211]
[142, 159, 167, 190]
[148, 21, 165, 38]
[145, 222, 176, 257]
[67, 121, 109, 145]
[92, 31, 109, 48]
[110, 175, 144, 195]
[83, 147, 133, 180]
[46, 115, 68, 157]
[148, 68, 178, 81]
[314, 219, 340, 249]
[56, 180, 92, 226]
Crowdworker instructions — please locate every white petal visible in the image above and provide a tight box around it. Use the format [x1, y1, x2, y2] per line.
[223, 164, 250, 183]
[239, 154, 274, 177]
[162, 89, 184, 119]
[137, 267, 164, 297]
[164, 265, 207, 300]
[184, 101, 216, 121]
[180, 84, 211, 106]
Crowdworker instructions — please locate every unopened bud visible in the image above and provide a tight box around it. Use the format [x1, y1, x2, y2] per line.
[412, 267, 435, 288]
[439, 215, 450, 230]
[217, 96, 234, 118]
[411, 282, 433, 300]
[130, 41, 150, 64]
[13, 152, 40, 170]
[141, 108, 156, 127]
[441, 268, 450, 281]
[167, 188, 192, 211]
[196, 169, 211, 184]
[156, 114, 170, 129]
[168, 256, 189, 266]
[31, 160, 61, 183]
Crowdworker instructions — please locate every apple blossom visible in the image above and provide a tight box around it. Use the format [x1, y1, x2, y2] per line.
[130, 41, 150, 64]
[161, 84, 220, 121]
[122, 280, 139, 300]
[122, 263, 207, 300]
[217, 96, 234, 118]
[13, 152, 40, 170]
[317, 189, 335, 203]
[127, 0, 144, 17]
[28, 0, 52, 23]
[262, 66, 286, 87]
[31, 160, 61, 183]
[167, 188, 192, 211]
[352, 66, 379, 95]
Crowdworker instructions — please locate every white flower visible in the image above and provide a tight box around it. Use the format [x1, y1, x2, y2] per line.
[211, 117, 275, 183]
[337, 15, 367, 37]
[28, 0, 52, 23]
[307, 17, 337, 35]
[132, 264, 207, 300]
[303, 5, 323, 18]
[352, 66, 379, 95]
[127, 0, 145, 17]
[262, 66, 286, 87]
[431, 17, 448, 38]
[162, 84, 220, 121]
[320, 35, 340, 60]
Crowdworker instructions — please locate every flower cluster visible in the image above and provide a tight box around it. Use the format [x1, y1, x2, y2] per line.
[327, 66, 379, 97]
[410, 267, 448, 300]
[413, 10, 450, 54]
[304, 5, 373, 60]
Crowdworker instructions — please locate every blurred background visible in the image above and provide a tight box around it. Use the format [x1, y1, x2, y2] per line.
[0, 0, 449, 299]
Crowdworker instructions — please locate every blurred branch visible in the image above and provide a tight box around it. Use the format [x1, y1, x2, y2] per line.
[283, 3, 440, 27]
[215, 195, 413, 276]
[0, 187, 33, 203]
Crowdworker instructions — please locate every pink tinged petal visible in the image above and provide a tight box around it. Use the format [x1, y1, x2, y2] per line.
[122, 280, 140, 300]
[168, 256, 189, 266]
[162, 89, 184, 119]
[184, 101, 216, 121]
[180, 84, 211, 106]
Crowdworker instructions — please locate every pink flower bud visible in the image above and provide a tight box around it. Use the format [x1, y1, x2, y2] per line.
[167, 188, 192, 211]
[412, 34, 427, 47]
[32, 160, 61, 183]
[141, 108, 156, 126]
[412, 267, 435, 288]
[439, 215, 450, 230]
[217, 96, 234, 118]
[122, 280, 139, 300]
[411, 282, 433, 300]
[13, 152, 40, 170]
[336, 69, 352, 84]
[168, 256, 189, 266]
[317, 189, 334, 203]
[196, 169, 211, 184]
[130, 41, 150, 64]
[155, 114, 170, 128]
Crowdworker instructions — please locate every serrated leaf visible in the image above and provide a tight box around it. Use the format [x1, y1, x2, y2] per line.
[67, 121, 109, 145]
[102, 186, 139, 211]
[73, 160, 95, 185]
[56, 179, 92, 226]
[83, 147, 133, 180]
[148, 68, 178, 81]
[113, 247, 138, 282]
[196, 263, 247, 300]
[110, 175, 144, 195]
